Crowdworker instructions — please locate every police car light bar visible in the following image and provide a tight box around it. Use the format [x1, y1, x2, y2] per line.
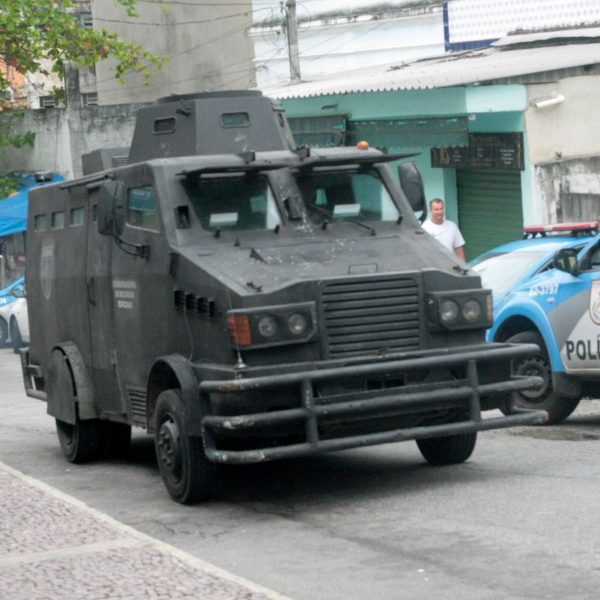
[523, 221, 599, 238]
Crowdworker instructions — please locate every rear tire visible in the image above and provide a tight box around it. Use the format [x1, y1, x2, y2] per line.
[417, 432, 477, 466]
[154, 389, 215, 504]
[506, 331, 580, 424]
[56, 416, 102, 463]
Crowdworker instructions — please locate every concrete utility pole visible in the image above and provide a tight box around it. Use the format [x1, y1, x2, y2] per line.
[286, 0, 301, 84]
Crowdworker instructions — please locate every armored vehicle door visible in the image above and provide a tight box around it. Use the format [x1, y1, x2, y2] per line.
[108, 180, 171, 425]
[86, 189, 125, 417]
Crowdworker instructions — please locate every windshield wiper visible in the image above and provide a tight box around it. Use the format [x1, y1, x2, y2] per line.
[306, 203, 376, 236]
[344, 217, 376, 236]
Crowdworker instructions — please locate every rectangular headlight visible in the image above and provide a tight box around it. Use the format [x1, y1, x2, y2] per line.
[227, 302, 317, 350]
[427, 290, 493, 331]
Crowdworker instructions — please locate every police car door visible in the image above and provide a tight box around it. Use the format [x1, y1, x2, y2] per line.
[549, 234, 600, 375]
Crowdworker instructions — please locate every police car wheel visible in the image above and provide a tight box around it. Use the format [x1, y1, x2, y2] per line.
[154, 390, 215, 504]
[0, 318, 8, 346]
[416, 431, 477, 466]
[506, 331, 580, 425]
[55, 416, 102, 463]
[10, 319, 22, 354]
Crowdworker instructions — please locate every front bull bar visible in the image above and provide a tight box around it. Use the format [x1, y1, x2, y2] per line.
[199, 343, 547, 464]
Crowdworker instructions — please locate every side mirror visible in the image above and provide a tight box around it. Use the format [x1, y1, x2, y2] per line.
[398, 161, 426, 220]
[553, 247, 579, 275]
[12, 287, 26, 298]
[97, 180, 126, 236]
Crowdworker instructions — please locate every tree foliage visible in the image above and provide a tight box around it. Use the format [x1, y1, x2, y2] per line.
[0, 0, 167, 94]
[0, 0, 166, 197]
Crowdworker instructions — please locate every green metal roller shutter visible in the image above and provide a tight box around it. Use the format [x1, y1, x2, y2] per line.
[457, 169, 523, 260]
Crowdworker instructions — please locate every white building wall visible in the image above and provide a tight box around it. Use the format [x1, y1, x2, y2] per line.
[251, 3, 444, 89]
[526, 74, 600, 223]
[526, 76, 600, 164]
[90, 0, 255, 106]
[252, 0, 600, 87]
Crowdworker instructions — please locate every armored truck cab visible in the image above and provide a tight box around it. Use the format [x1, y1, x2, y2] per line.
[22, 91, 545, 503]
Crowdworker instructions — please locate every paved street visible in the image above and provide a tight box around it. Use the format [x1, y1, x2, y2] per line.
[1, 347, 600, 599]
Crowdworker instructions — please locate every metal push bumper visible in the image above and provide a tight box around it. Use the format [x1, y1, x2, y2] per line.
[199, 343, 547, 464]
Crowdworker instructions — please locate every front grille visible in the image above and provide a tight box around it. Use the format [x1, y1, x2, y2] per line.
[321, 276, 421, 358]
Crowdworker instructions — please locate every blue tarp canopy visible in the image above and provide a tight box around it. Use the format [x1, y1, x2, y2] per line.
[0, 172, 64, 238]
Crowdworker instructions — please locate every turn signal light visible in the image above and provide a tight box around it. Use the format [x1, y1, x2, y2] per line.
[227, 314, 252, 347]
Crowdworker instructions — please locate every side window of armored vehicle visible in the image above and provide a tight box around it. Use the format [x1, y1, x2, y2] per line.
[221, 112, 250, 128]
[34, 214, 48, 232]
[70, 207, 85, 227]
[183, 175, 281, 231]
[297, 168, 399, 223]
[51, 211, 65, 229]
[127, 186, 160, 231]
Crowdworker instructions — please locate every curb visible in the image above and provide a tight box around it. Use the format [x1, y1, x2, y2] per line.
[0, 460, 292, 600]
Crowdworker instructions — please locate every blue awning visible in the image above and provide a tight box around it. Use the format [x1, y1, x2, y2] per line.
[0, 172, 64, 238]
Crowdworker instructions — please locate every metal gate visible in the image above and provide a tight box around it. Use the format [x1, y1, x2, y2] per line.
[457, 169, 523, 260]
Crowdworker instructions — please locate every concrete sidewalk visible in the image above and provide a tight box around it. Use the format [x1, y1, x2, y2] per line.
[0, 461, 290, 600]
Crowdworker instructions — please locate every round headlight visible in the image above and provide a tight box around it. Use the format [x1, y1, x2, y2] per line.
[288, 313, 308, 335]
[440, 299, 460, 323]
[257, 315, 278, 338]
[462, 299, 482, 321]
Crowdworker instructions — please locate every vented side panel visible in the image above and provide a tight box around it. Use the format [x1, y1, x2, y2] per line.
[127, 387, 147, 426]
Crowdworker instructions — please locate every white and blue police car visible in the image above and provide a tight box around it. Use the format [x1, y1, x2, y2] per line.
[471, 222, 600, 424]
[0, 276, 25, 346]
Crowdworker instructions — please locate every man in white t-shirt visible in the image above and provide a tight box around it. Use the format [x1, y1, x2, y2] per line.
[421, 198, 466, 260]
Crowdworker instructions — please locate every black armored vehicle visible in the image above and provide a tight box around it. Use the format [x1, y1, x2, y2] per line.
[21, 91, 544, 503]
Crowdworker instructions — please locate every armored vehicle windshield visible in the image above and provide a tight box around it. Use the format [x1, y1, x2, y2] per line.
[183, 174, 281, 232]
[296, 167, 400, 224]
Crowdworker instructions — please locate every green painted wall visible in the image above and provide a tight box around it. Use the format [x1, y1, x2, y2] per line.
[281, 88, 468, 120]
[280, 84, 530, 227]
[281, 85, 527, 120]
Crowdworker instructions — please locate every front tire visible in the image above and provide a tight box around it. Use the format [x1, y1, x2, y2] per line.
[506, 331, 580, 424]
[417, 431, 477, 465]
[56, 416, 102, 463]
[154, 389, 215, 504]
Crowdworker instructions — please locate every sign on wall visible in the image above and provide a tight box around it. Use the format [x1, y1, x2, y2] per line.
[431, 133, 524, 170]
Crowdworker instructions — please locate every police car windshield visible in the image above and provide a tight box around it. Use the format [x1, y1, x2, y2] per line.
[471, 250, 550, 296]
[295, 168, 399, 225]
[182, 174, 281, 232]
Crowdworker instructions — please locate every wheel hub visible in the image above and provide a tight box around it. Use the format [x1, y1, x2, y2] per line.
[514, 356, 550, 401]
[157, 418, 182, 474]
